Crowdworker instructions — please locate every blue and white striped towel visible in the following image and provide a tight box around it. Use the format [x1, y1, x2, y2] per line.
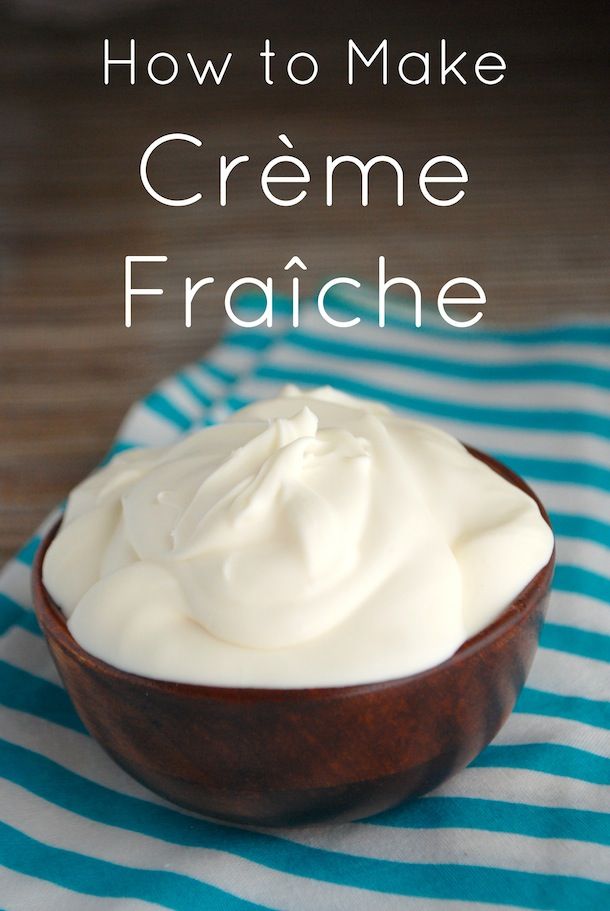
[1, 288, 609, 910]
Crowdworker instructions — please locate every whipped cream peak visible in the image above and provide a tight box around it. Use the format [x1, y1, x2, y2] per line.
[43, 386, 554, 687]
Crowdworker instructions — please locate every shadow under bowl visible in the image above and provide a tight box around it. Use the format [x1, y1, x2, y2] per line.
[32, 448, 554, 827]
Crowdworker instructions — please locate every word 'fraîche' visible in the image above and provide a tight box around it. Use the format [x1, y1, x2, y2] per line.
[124, 255, 486, 331]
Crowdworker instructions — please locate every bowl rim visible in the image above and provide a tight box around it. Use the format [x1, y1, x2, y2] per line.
[32, 446, 555, 702]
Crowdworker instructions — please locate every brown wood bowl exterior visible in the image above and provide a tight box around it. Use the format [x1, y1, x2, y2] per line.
[32, 448, 555, 827]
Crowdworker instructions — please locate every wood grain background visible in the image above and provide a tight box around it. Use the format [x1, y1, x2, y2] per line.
[1, 1, 608, 561]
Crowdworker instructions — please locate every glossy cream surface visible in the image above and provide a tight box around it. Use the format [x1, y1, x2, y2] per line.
[43, 386, 554, 687]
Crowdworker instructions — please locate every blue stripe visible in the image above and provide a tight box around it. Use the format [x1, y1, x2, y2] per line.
[223, 325, 278, 351]
[101, 439, 139, 465]
[255, 364, 610, 440]
[516, 688, 610, 730]
[553, 566, 610, 604]
[0, 662, 83, 733]
[541, 624, 610, 664]
[472, 743, 610, 785]
[0, 820, 269, 911]
[226, 329, 610, 389]
[207, 392, 255, 413]
[551, 513, 610, 550]
[365, 794, 610, 844]
[0, 594, 40, 637]
[0, 740, 606, 909]
[15, 537, 41, 567]
[197, 360, 237, 385]
[497, 454, 610, 493]
[175, 372, 213, 409]
[143, 390, 193, 431]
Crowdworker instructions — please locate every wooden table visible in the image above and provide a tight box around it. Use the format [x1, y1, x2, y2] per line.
[1, 2, 608, 562]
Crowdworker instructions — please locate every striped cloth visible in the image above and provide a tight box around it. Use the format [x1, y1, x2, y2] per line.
[1, 288, 609, 911]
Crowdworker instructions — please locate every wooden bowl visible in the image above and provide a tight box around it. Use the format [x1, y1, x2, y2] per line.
[32, 448, 554, 827]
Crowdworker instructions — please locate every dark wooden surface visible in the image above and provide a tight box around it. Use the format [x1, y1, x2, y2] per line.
[1, 2, 608, 562]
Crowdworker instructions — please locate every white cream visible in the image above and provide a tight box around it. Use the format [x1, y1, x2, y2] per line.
[43, 386, 554, 688]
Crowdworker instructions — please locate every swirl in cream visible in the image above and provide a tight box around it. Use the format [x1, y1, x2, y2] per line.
[43, 386, 554, 687]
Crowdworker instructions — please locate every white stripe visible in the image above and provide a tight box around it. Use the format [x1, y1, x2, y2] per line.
[203, 343, 267, 379]
[0, 561, 33, 610]
[532, 482, 610, 528]
[493, 712, 610, 760]
[185, 357, 234, 398]
[548, 591, 610, 637]
[180, 365, 217, 403]
[210, 402, 237, 422]
[0, 866, 156, 911]
[529, 648, 610, 701]
[118, 403, 182, 446]
[198, 337, 249, 375]
[34, 508, 63, 541]
[454, 425, 610, 468]
[0, 627, 61, 685]
[555, 538, 610, 580]
[158, 378, 204, 421]
[432, 764, 610, 813]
